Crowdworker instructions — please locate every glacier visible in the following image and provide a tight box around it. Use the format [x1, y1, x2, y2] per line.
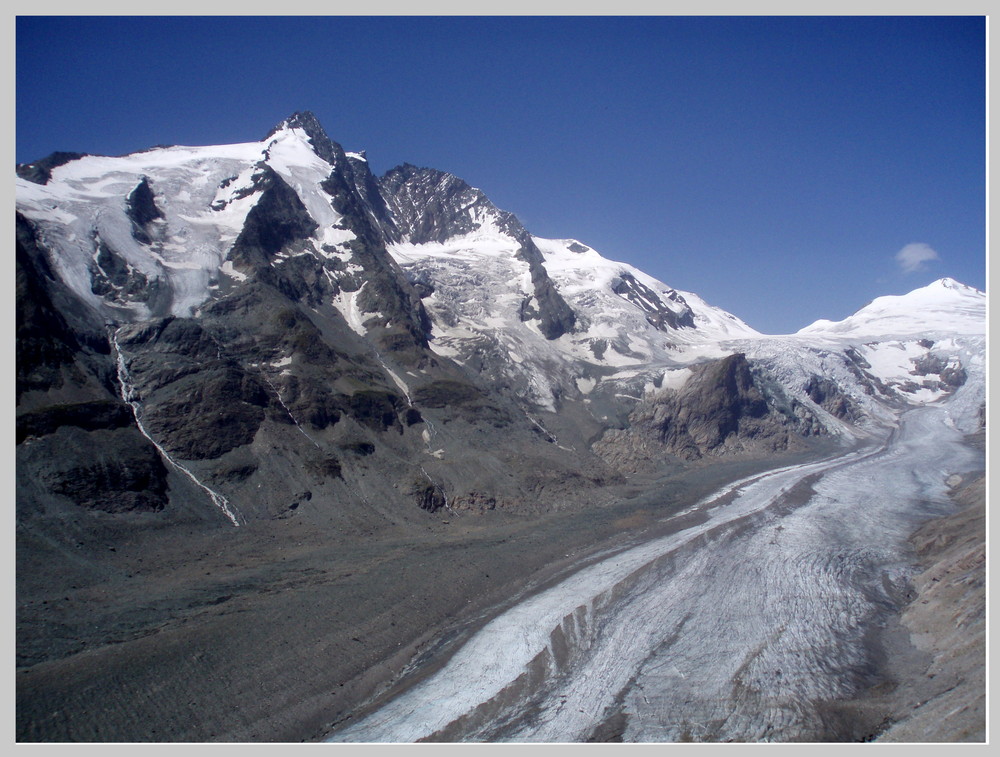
[329, 377, 982, 742]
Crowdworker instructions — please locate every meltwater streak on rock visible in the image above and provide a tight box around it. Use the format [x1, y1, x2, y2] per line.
[257, 369, 323, 451]
[112, 329, 244, 527]
[329, 404, 977, 743]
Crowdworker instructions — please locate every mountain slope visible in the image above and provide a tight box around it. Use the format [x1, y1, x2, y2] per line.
[16, 109, 987, 526]
[15, 111, 985, 743]
[20, 119, 639, 574]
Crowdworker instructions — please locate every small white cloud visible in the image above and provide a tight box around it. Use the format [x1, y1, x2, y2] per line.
[895, 242, 940, 274]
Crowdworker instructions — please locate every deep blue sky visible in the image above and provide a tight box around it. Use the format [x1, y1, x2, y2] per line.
[16, 16, 985, 334]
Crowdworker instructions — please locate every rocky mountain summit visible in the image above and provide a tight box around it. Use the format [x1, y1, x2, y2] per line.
[15, 112, 985, 742]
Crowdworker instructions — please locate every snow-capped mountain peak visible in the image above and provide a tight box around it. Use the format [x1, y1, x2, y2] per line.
[263, 110, 344, 167]
[797, 277, 985, 339]
[15, 111, 985, 442]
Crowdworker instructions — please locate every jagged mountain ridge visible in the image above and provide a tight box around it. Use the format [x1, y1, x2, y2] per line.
[16, 111, 986, 531]
[16, 111, 624, 535]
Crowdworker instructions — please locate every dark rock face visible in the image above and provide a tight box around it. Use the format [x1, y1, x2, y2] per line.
[126, 177, 164, 244]
[344, 390, 403, 433]
[413, 379, 512, 427]
[378, 164, 524, 245]
[116, 317, 273, 460]
[265, 110, 341, 167]
[610, 272, 695, 331]
[89, 241, 171, 313]
[910, 354, 967, 388]
[304, 456, 342, 479]
[127, 177, 164, 226]
[842, 348, 895, 399]
[409, 478, 448, 512]
[140, 366, 270, 460]
[92, 242, 145, 295]
[199, 282, 416, 437]
[211, 165, 272, 211]
[339, 441, 375, 456]
[320, 161, 433, 356]
[645, 354, 769, 457]
[939, 366, 967, 388]
[613, 354, 804, 462]
[804, 375, 862, 422]
[344, 154, 402, 242]
[910, 354, 948, 376]
[16, 400, 134, 444]
[516, 238, 577, 340]
[349, 238, 432, 355]
[16, 217, 86, 395]
[227, 166, 318, 272]
[35, 427, 170, 513]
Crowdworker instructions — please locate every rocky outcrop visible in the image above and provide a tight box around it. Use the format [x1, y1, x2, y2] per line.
[125, 176, 164, 245]
[115, 317, 276, 460]
[265, 110, 341, 166]
[89, 240, 172, 313]
[515, 237, 577, 340]
[319, 160, 433, 357]
[378, 164, 525, 245]
[407, 476, 448, 512]
[16, 216, 89, 395]
[412, 379, 513, 427]
[804, 375, 862, 422]
[31, 426, 170, 513]
[16, 400, 134, 444]
[842, 347, 896, 400]
[597, 354, 809, 467]
[227, 166, 318, 272]
[610, 272, 695, 331]
[641, 353, 800, 458]
[910, 353, 967, 389]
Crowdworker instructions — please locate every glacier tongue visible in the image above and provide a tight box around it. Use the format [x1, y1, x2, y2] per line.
[329, 398, 979, 743]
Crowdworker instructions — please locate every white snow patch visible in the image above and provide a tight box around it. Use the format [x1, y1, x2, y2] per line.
[220, 260, 247, 281]
[659, 367, 693, 391]
[798, 278, 985, 339]
[332, 284, 372, 336]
